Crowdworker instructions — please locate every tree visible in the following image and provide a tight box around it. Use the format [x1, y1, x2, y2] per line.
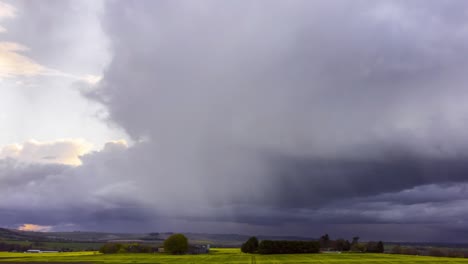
[343, 240, 351, 251]
[351, 243, 366, 252]
[241, 236, 259, 253]
[99, 243, 124, 254]
[335, 239, 350, 251]
[320, 234, 330, 248]
[350, 236, 362, 252]
[163, 234, 188, 254]
[366, 241, 384, 253]
[377, 241, 384, 253]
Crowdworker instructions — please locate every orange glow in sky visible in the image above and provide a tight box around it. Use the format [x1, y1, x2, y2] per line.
[18, 224, 52, 232]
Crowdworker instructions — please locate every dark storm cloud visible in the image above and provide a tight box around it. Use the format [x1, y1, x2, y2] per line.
[3, 0, 468, 241]
[0, 158, 67, 187]
[79, 0, 468, 240]
[369, 183, 468, 205]
[0, 143, 158, 232]
[80, 0, 468, 239]
[86, 0, 468, 201]
[263, 153, 468, 207]
[0, 207, 154, 232]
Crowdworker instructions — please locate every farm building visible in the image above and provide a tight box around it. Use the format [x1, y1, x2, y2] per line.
[187, 244, 210, 254]
[25, 250, 59, 253]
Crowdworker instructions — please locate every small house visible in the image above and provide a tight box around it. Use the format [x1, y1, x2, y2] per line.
[187, 244, 210, 254]
[25, 250, 59, 253]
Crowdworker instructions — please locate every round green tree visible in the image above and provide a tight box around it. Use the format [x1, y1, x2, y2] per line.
[241, 236, 259, 253]
[164, 233, 188, 254]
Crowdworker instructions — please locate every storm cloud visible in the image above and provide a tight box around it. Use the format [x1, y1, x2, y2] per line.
[2, 0, 468, 242]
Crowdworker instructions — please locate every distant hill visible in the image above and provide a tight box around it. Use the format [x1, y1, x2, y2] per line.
[0, 228, 43, 241]
[385, 241, 468, 249]
[3, 228, 468, 250]
[0, 228, 317, 247]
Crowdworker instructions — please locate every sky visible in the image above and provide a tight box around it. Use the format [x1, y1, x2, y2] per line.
[1, 0, 468, 242]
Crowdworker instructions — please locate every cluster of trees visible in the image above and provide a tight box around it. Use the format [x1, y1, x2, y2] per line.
[241, 237, 259, 253]
[99, 234, 190, 255]
[258, 240, 320, 254]
[240, 235, 384, 254]
[366, 241, 385, 253]
[241, 237, 320, 254]
[99, 243, 155, 254]
[319, 234, 383, 253]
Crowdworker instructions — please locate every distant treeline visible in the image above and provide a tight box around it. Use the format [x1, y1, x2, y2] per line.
[391, 245, 468, 258]
[0, 241, 78, 252]
[317, 234, 384, 253]
[257, 240, 320, 254]
[99, 243, 157, 254]
[241, 234, 383, 254]
[0, 242, 31, 252]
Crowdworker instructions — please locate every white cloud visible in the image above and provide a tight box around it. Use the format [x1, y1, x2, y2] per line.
[0, 41, 102, 82]
[0, 139, 94, 166]
[0, 2, 15, 19]
[0, 1, 15, 33]
[0, 42, 46, 78]
[0, 2, 102, 81]
[102, 139, 128, 152]
[0, 139, 129, 166]
[82, 74, 102, 84]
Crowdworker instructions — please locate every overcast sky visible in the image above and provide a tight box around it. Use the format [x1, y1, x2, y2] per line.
[2, 0, 468, 242]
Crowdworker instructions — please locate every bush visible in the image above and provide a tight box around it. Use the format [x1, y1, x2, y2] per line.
[335, 239, 351, 251]
[258, 240, 320, 254]
[164, 233, 188, 254]
[99, 243, 123, 254]
[125, 243, 154, 253]
[350, 243, 366, 252]
[366, 241, 384, 253]
[241, 237, 259, 253]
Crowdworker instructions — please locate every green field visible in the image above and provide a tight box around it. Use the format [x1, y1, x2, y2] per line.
[1, 248, 468, 263]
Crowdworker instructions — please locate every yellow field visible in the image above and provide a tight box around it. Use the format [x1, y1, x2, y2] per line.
[1, 248, 468, 263]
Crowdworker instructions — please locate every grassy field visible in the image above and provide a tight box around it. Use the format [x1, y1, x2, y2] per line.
[1, 248, 468, 263]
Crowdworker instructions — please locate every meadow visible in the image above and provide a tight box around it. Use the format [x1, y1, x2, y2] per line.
[1, 248, 468, 263]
